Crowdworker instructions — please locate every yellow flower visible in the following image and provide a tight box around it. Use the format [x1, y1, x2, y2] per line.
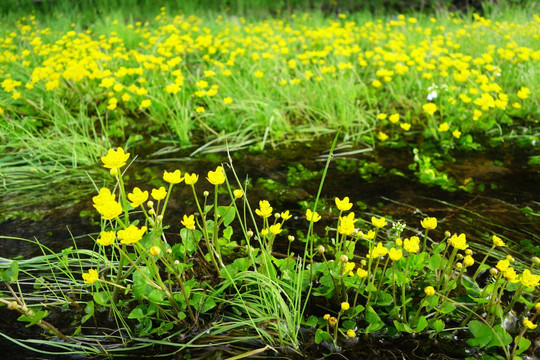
[372, 79, 382, 87]
[163, 169, 183, 184]
[233, 189, 243, 199]
[377, 113, 387, 120]
[341, 302, 350, 311]
[338, 212, 357, 236]
[370, 242, 388, 258]
[117, 225, 147, 244]
[378, 131, 389, 141]
[523, 317, 537, 330]
[424, 286, 435, 296]
[96, 231, 115, 246]
[503, 267, 518, 282]
[357, 268, 368, 278]
[346, 329, 356, 338]
[261, 228, 269, 236]
[280, 210, 292, 220]
[521, 269, 540, 288]
[101, 147, 130, 169]
[404, 236, 420, 253]
[421, 217, 437, 230]
[496, 259, 510, 272]
[361, 230, 375, 240]
[269, 223, 282, 235]
[389, 113, 400, 123]
[335, 196, 353, 211]
[452, 129, 461, 138]
[371, 216, 387, 228]
[449, 233, 468, 250]
[463, 255, 475, 267]
[254, 70, 264, 78]
[128, 187, 148, 208]
[223, 97, 233, 104]
[343, 262, 355, 275]
[517, 87, 531, 99]
[92, 188, 122, 220]
[492, 235, 505, 247]
[423, 103, 438, 115]
[181, 214, 196, 230]
[82, 269, 99, 284]
[328, 316, 338, 327]
[389, 247, 402, 261]
[151, 187, 167, 201]
[438, 122, 450, 132]
[195, 106, 205, 113]
[256, 200, 273, 218]
[400, 123, 411, 131]
[306, 209, 321, 222]
[184, 173, 199, 185]
[207, 166, 225, 185]
[149, 246, 161, 257]
[139, 99, 152, 109]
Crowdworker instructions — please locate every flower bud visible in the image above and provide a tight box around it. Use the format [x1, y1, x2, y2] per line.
[288, 235, 295, 242]
[341, 302, 350, 311]
[149, 246, 161, 256]
[328, 316, 338, 327]
[157, 215, 163, 222]
[8, 301, 18, 310]
[340, 254, 348, 263]
[424, 286, 435, 296]
[533, 257, 540, 265]
[110, 168, 118, 176]
[203, 191, 209, 197]
[247, 230, 254, 238]
[535, 303, 540, 312]
[346, 329, 356, 338]
[318, 245, 325, 254]
[166, 248, 172, 254]
[490, 268, 498, 276]
[148, 209, 155, 216]
[465, 249, 473, 256]
[147, 201, 154, 208]
[445, 231, 451, 238]
[233, 189, 243, 199]
[174, 260, 180, 266]
[323, 314, 330, 321]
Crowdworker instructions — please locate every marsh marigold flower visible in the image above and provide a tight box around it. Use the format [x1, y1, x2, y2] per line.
[184, 173, 199, 185]
[371, 216, 387, 228]
[341, 302, 350, 311]
[463, 255, 475, 267]
[449, 233, 468, 250]
[370, 242, 388, 258]
[424, 286, 435, 296]
[521, 269, 540, 288]
[152, 187, 167, 201]
[181, 214, 196, 230]
[280, 210, 292, 220]
[93, 188, 122, 220]
[233, 189, 243, 199]
[306, 209, 321, 222]
[149, 246, 161, 257]
[269, 223, 282, 235]
[492, 235, 505, 247]
[338, 212, 356, 236]
[118, 225, 147, 244]
[389, 247, 403, 261]
[504, 267, 519, 282]
[101, 147, 130, 169]
[421, 217, 437, 230]
[207, 166, 225, 185]
[496, 259, 510, 272]
[335, 197, 353, 211]
[163, 170, 183, 184]
[82, 269, 98, 284]
[256, 200, 273, 219]
[423, 103, 437, 115]
[96, 231, 115, 246]
[389, 114, 400, 123]
[346, 329, 356, 338]
[404, 236, 420, 253]
[128, 187, 148, 208]
[523, 317, 537, 330]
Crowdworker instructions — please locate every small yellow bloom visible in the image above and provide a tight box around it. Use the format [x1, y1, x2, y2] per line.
[128, 187, 149, 208]
[371, 216, 387, 228]
[357, 268, 368, 278]
[306, 209, 321, 222]
[163, 170, 183, 184]
[101, 147, 130, 169]
[492, 235, 505, 247]
[256, 200, 273, 219]
[184, 173, 199, 185]
[346, 329, 356, 338]
[464, 255, 475, 267]
[269, 223, 282, 235]
[93, 198, 122, 220]
[151, 187, 167, 201]
[517, 87, 531, 99]
[389, 247, 403, 261]
[404, 236, 420, 253]
[96, 231, 115, 246]
[233, 189, 243, 199]
[82, 269, 99, 284]
[370, 242, 388, 258]
[523, 317, 537, 330]
[149, 246, 161, 256]
[377, 113, 387, 120]
[449, 233, 468, 250]
[335, 196, 353, 211]
[341, 302, 350, 311]
[254, 70, 264, 78]
[181, 214, 196, 230]
[424, 286, 435, 296]
[438, 122, 450, 132]
[452, 129, 461, 138]
[328, 316, 338, 327]
[338, 212, 357, 236]
[421, 217, 437, 230]
[423, 103, 438, 115]
[389, 113, 400, 123]
[280, 210, 292, 220]
[496, 259, 510, 272]
[521, 269, 540, 288]
[139, 99, 151, 109]
[207, 166, 225, 185]
[261, 228, 269, 236]
[117, 225, 147, 244]
[378, 131, 389, 141]
[400, 123, 411, 131]
[223, 97, 233, 104]
[323, 314, 330, 321]
[195, 106, 205, 113]
[504, 267, 519, 282]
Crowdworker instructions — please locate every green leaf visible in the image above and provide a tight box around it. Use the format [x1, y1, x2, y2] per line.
[428, 254, 442, 271]
[217, 206, 235, 226]
[375, 291, 393, 306]
[314, 329, 331, 344]
[93, 291, 111, 306]
[431, 319, 445, 332]
[438, 301, 455, 314]
[467, 320, 492, 348]
[1, 261, 19, 283]
[342, 320, 356, 330]
[128, 305, 146, 320]
[81, 301, 94, 324]
[514, 336, 531, 355]
[18, 309, 49, 327]
[223, 226, 233, 240]
[487, 325, 512, 348]
[133, 267, 153, 299]
[415, 316, 428, 332]
[366, 306, 384, 333]
[148, 289, 166, 304]
[394, 320, 414, 333]
[303, 315, 318, 327]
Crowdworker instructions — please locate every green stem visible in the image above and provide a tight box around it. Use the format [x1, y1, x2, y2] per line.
[472, 245, 495, 281]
